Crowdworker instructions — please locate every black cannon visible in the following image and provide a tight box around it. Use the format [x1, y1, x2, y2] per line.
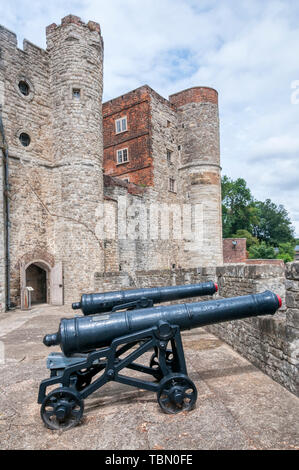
[38, 291, 281, 430]
[71, 281, 218, 315]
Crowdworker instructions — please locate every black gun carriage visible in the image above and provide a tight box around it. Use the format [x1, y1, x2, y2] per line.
[38, 289, 281, 430]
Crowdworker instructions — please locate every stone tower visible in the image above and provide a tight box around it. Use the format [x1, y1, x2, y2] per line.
[169, 87, 223, 267]
[0, 15, 105, 309]
[46, 16, 104, 301]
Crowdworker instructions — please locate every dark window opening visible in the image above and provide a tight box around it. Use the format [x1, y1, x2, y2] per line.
[73, 88, 81, 99]
[178, 145, 181, 151]
[19, 133, 31, 147]
[169, 177, 175, 192]
[18, 80, 30, 96]
[167, 149, 172, 162]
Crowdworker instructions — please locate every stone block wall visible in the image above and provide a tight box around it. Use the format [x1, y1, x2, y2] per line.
[0, 138, 5, 311]
[206, 263, 298, 396]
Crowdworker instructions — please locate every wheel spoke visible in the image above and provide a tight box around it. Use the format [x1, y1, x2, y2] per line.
[71, 409, 81, 418]
[161, 397, 170, 405]
[41, 388, 84, 431]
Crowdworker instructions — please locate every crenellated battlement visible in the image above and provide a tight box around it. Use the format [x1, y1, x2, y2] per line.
[0, 24, 47, 57]
[0, 24, 18, 48]
[46, 14, 101, 37]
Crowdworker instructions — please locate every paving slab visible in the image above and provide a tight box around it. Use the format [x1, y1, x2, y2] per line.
[0, 305, 298, 450]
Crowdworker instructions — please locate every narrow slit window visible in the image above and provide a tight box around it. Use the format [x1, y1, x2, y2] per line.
[167, 149, 172, 162]
[169, 178, 175, 192]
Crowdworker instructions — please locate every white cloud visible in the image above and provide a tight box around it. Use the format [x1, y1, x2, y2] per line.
[1, 0, 299, 234]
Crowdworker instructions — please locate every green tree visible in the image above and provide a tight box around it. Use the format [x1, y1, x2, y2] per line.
[276, 242, 295, 263]
[231, 229, 259, 250]
[222, 176, 258, 237]
[252, 199, 295, 246]
[248, 242, 276, 259]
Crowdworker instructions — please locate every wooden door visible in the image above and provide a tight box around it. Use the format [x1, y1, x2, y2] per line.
[50, 262, 63, 305]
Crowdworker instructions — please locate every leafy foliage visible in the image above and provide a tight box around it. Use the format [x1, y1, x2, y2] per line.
[231, 229, 259, 250]
[252, 199, 295, 246]
[222, 176, 296, 262]
[222, 176, 258, 237]
[248, 242, 276, 259]
[276, 242, 296, 263]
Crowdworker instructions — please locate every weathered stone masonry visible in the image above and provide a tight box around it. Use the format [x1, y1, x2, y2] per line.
[0, 15, 223, 311]
[0, 16, 105, 306]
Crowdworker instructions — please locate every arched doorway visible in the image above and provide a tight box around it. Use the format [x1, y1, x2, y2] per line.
[20, 255, 63, 308]
[25, 262, 48, 304]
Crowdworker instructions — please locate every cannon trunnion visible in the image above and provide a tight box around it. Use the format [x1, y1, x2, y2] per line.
[38, 290, 281, 430]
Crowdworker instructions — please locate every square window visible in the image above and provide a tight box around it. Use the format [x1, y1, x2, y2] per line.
[115, 116, 127, 133]
[117, 148, 129, 164]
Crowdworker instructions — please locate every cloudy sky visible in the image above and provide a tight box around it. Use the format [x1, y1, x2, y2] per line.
[1, 0, 299, 235]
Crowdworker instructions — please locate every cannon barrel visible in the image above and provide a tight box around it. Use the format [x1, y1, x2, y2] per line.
[71, 281, 218, 315]
[44, 291, 281, 356]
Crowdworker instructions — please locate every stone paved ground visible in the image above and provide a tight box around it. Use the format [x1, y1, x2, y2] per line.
[0, 304, 298, 450]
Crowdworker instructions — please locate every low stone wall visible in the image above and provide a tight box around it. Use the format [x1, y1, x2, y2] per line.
[95, 262, 298, 396]
[206, 263, 298, 396]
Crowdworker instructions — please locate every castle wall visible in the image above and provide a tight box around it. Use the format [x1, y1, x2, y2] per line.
[0, 124, 5, 312]
[147, 89, 182, 270]
[206, 263, 298, 396]
[169, 87, 223, 268]
[46, 16, 104, 302]
[102, 85, 224, 275]
[103, 86, 153, 185]
[0, 17, 224, 309]
[0, 24, 55, 306]
[0, 16, 105, 307]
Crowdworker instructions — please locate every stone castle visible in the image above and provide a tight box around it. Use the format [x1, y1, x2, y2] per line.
[0, 15, 298, 396]
[0, 14, 222, 310]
